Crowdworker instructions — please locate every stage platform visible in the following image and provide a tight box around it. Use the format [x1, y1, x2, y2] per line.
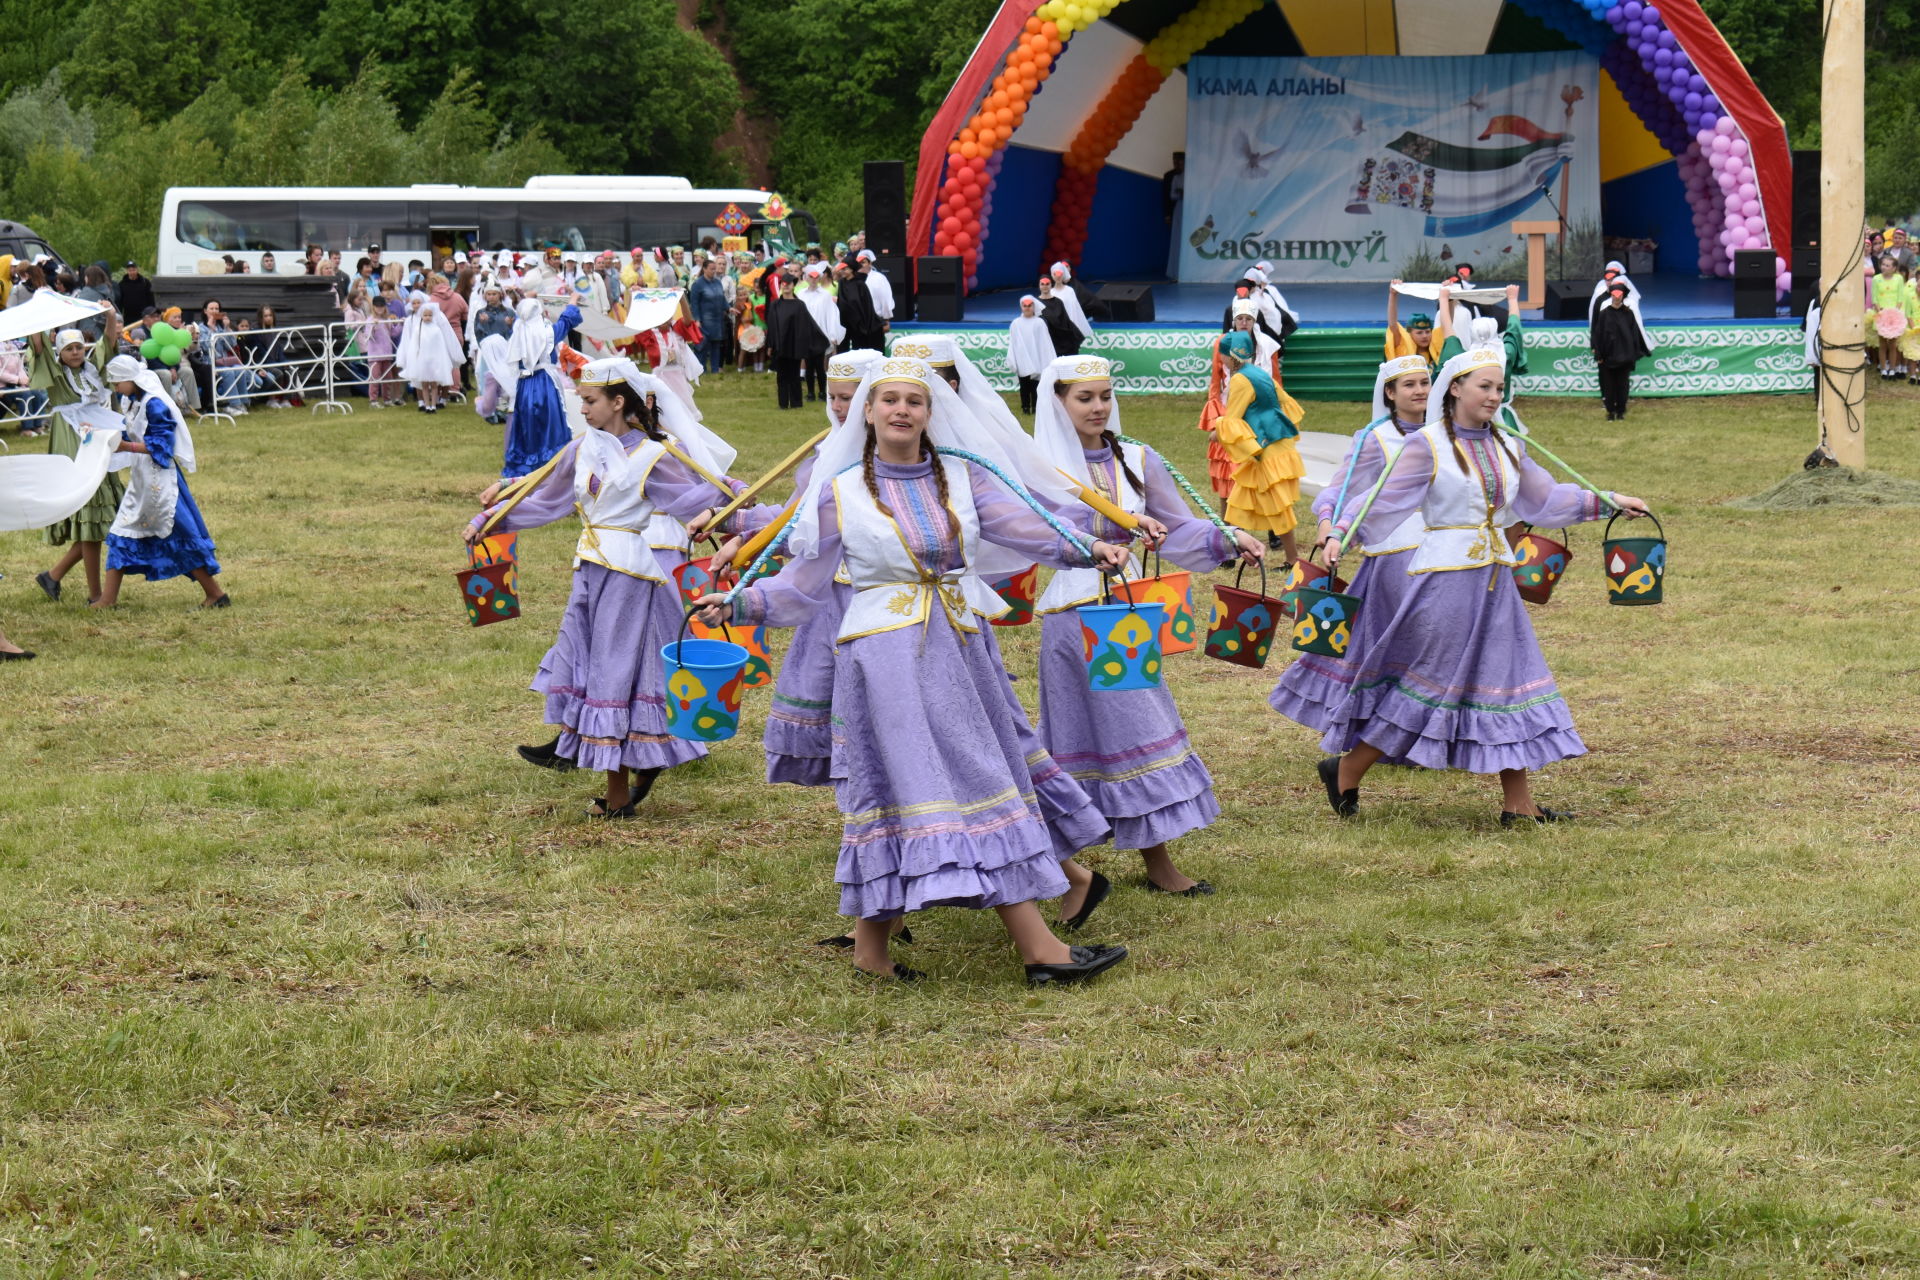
[931, 274, 1746, 327]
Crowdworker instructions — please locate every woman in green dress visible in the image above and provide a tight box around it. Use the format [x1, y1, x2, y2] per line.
[33, 313, 127, 605]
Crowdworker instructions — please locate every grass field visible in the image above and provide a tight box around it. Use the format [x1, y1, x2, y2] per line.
[2, 373, 1918, 1279]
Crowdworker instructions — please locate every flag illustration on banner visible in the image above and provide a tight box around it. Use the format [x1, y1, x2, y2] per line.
[1347, 115, 1572, 238]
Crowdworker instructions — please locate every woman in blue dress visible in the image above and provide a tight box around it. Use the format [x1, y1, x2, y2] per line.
[94, 356, 228, 609]
[501, 297, 583, 478]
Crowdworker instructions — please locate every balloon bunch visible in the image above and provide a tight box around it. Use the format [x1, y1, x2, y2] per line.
[140, 321, 194, 368]
[1040, 0, 1263, 270]
[1595, 1, 1776, 283]
[934, 10, 1082, 291]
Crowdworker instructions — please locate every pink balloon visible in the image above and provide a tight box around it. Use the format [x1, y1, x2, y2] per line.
[1710, 135, 1731, 154]
[1729, 138, 1749, 158]
[1715, 115, 1736, 136]
[1740, 199, 1761, 217]
[1736, 182, 1756, 200]
[1774, 255, 1786, 273]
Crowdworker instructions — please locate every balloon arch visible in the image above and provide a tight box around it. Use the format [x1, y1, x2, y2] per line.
[911, 0, 1791, 295]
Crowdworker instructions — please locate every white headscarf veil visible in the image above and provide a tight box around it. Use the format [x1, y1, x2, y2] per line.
[1031, 353, 1123, 490]
[106, 353, 194, 471]
[1371, 354, 1431, 423]
[891, 334, 1074, 507]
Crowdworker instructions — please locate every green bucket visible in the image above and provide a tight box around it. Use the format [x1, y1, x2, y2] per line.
[1601, 510, 1666, 606]
[1288, 582, 1363, 658]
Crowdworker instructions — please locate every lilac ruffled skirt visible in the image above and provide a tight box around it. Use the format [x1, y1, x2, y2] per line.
[1270, 554, 1586, 773]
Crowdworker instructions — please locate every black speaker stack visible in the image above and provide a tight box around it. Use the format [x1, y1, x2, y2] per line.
[1732, 248, 1777, 318]
[862, 161, 906, 257]
[915, 255, 965, 323]
[1789, 149, 1821, 316]
[1096, 282, 1155, 323]
[872, 253, 910, 322]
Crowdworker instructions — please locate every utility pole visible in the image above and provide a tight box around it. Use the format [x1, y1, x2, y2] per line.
[1819, 0, 1866, 468]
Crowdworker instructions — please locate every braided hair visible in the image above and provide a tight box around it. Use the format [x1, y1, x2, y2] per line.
[1440, 379, 1521, 475]
[603, 382, 665, 441]
[1099, 429, 1146, 497]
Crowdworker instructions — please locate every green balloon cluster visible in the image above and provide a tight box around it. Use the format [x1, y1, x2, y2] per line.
[139, 320, 194, 368]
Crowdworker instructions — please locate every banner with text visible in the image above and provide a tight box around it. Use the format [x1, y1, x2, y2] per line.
[1177, 53, 1600, 284]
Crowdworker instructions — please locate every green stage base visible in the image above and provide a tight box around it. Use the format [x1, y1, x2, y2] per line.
[938, 323, 1812, 401]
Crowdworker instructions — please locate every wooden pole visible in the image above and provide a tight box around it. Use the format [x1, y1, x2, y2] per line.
[1819, 0, 1866, 468]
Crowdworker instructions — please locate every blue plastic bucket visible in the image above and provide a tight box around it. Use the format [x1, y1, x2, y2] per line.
[1075, 599, 1169, 691]
[661, 632, 750, 741]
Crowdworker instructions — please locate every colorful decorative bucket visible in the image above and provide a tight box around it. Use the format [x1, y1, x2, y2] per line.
[1131, 553, 1197, 655]
[987, 563, 1039, 627]
[1077, 582, 1168, 691]
[661, 613, 750, 741]
[468, 531, 518, 570]
[457, 559, 519, 627]
[1510, 526, 1573, 605]
[689, 615, 775, 688]
[1288, 582, 1362, 658]
[1279, 558, 1348, 621]
[1204, 561, 1284, 669]
[672, 553, 722, 608]
[1601, 510, 1666, 606]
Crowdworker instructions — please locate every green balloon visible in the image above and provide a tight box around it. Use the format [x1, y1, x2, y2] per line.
[168, 330, 193, 350]
[159, 346, 182, 367]
[140, 337, 161, 360]
[150, 322, 176, 343]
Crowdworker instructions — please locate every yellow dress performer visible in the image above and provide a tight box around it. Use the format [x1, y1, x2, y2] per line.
[1213, 330, 1305, 560]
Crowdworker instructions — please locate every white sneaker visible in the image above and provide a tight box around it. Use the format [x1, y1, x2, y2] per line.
[232, 405, 249, 415]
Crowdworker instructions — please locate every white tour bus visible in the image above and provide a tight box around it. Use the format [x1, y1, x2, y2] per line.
[157, 177, 813, 275]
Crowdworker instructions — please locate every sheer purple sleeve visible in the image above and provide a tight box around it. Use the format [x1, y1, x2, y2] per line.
[470, 438, 583, 534]
[1313, 431, 1386, 526]
[1141, 448, 1232, 569]
[648, 452, 732, 524]
[733, 490, 845, 627]
[1509, 442, 1612, 526]
[969, 465, 1096, 570]
[1335, 431, 1437, 548]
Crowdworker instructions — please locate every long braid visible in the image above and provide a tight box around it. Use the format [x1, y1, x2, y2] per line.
[922, 436, 961, 539]
[1101, 429, 1145, 497]
[862, 429, 892, 520]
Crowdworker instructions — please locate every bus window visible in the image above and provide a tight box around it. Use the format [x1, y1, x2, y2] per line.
[177, 200, 300, 252]
[299, 202, 407, 253]
[524, 206, 626, 254]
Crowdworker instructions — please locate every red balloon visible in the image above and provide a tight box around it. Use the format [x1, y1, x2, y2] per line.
[952, 231, 973, 250]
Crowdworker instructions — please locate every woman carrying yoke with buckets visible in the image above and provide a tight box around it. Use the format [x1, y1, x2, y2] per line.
[466, 357, 732, 819]
[692, 357, 1136, 987]
[1287, 345, 1652, 827]
[1033, 354, 1265, 923]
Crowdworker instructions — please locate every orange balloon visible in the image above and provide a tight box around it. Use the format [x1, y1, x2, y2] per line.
[1038, 64, 1053, 79]
[959, 127, 977, 144]
[988, 91, 1006, 110]
[1040, 20, 1058, 38]
[961, 141, 979, 158]
[947, 140, 964, 156]
[1024, 15, 1041, 33]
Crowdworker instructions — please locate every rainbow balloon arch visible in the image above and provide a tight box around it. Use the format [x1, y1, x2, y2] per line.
[910, 0, 1792, 297]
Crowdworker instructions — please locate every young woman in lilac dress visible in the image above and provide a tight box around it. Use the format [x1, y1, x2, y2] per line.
[468, 357, 728, 818]
[1030, 354, 1264, 924]
[1300, 346, 1650, 825]
[693, 358, 1132, 987]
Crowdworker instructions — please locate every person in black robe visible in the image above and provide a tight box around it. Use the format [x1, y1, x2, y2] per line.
[1589, 282, 1651, 421]
[835, 262, 885, 353]
[1035, 274, 1084, 357]
[764, 267, 825, 410]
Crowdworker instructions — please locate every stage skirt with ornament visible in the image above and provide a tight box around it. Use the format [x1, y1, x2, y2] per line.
[1036, 611, 1220, 849]
[828, 615, 1086, 921]
[763, 580, 850, 787]
[1268, 547, 1415, 735]
[1272, 559, 1585, 773]
[531, 562, 708, 773]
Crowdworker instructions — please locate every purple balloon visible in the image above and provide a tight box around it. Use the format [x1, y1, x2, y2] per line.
[1655, 47, 1674, 65]
[1684, 91, 1703, 110]
[1643, 5, 1661, 21]
[1606, 4, 1623, 18]
[1658, 29, 1676, 48]
[1626, 20, 1644, 37]
[1624, 0, 1642, 15]
[1691, 74, 1708, 93]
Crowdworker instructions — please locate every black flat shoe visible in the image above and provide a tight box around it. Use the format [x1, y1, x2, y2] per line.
[0, 649, 34, 661]
[516, 737, 576, 772]
[34, 571, 59, 602]
[1317, 756, 1358, 818]
[199, 594, 231, 610]
[855, 961, 924, 983]
[1500, 806, 1575, 827]
[816, 926, 914, 949]
[1145, 878, 1216, 898]
[587, 797, 638, 820]
[627, 766, 662, 806]
[1026, 943, 1128, 987]
[1058, 869, 1111, 933]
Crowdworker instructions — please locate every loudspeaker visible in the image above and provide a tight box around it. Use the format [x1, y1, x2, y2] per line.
[916, 255, 961, 288]
[1096, 282, 1155, 323]
[1733, 250, 1776, 318]
[872, 253, 909, 321]
[1789, 245, 1820, 315]
[1792, 149, 1821, 248]
[863, 161, 907, 258]
[1544, 280, 1590, 321]
[915, 291, 965, 323]
[1733, 248, 1775, 281]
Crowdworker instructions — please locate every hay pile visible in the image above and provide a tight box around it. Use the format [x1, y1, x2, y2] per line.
[1727, 466, 1920, 510]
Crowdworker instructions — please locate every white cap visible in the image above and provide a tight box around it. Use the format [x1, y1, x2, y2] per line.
[54, 328, 86, 349]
